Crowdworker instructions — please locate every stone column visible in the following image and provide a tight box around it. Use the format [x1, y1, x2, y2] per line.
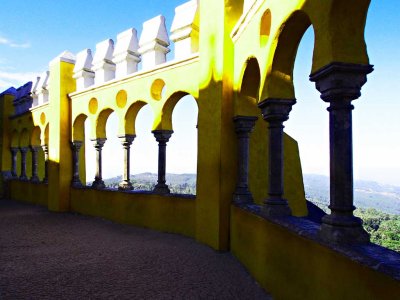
[118, 135, 136, 190]
[91, 138, 106, 189]
[258, 99, 296, 217]
[10, 147, 18, 178]
[30, 146, 41, 183]
[152, 130, 173, 194]
[41, 145, 49, 183]
[71, 141, 83, 188]
[233, 116, 258, 204]
[310, 62, 373, 244]
[19, 147, 29, 181]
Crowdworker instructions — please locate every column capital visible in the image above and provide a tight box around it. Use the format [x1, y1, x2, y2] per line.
[91, 138, 107, 149]
[233, 116, 258, 135]
[30, 145, 41, 152]
[258, 98, 296, 124]
[118, 134, 136, 147]
[19, 147, 29, 153]
[71, 140, 83, 148]
[10, 147, 19, 153]
[152, 130, 173, 144]
[310, 62, 373, 102]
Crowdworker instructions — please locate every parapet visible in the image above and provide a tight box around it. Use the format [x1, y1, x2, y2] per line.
[13, 82, 33, 116]
[71, 0, 199, 92]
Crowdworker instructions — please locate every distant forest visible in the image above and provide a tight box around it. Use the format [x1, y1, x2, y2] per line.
[100, 173, 400, 253]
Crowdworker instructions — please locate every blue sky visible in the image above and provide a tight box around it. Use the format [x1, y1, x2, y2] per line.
[0, 0, 399, 186]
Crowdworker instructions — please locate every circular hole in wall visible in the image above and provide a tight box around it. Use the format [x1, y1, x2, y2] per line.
[116, 90, 128, 108]
[88, 98, 98, 114]
[40, 112, 46, 125]
[151, 79, 166, 101]
[260, 9, 271, 47]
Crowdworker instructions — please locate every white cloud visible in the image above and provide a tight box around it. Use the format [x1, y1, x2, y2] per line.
[0, 71, 39, 91]
[0, 35, 30, 49]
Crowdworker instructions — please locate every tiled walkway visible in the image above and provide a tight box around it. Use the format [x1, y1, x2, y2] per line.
[0, 199, 271, 299]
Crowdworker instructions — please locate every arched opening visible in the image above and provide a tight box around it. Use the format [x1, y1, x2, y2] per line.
[262, 10, 312, 100]
[237, 57, 261, 116]
[131, 104, 157, 190]
[84, 119, 95, 185]
[31, 126, 45, 181]
[102, 112, 121, 187]
[260, 9, 271, 47]
[285, 26, 328, 219]
[164, 93, 198, 195]
[18, 129, 30, 178]
[73, 114, 88, 185]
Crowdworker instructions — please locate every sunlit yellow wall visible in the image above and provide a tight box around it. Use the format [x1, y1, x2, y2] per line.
[2, 1, 391, 298]
[231, 206, 400, 299]
[47, 57, 75, 212]
[70, 189, 196, 237]
[232, 0, 371, 101]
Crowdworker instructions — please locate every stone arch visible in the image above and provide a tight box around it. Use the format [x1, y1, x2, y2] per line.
[124, 101, 148, 136]
[309, 0, 371, 72]
[11, 130, 19, 147]
[30, 126, 41, 146]
[236, 57, 261, 116]
[72, 114, 88, 141]
[240, 57, 261, 100]
[19, 128, 30, 147]
[43, 124, 49, 145]
[262, 10, 312, 100]
[159, 91, 198, 131]
[95, 108, 114, 139]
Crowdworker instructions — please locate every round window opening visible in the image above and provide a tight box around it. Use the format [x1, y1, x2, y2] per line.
[151, 79, 166, 101]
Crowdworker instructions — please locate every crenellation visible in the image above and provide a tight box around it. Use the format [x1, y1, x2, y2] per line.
[73, 49, 95, 90]
[113, 28, 141, 78]
[36, 71, 50, 105]
[138, 15, 170, 70]
[170, 0, 199, 60]
[1, 2, 398, 298]
[13, 82, 33, 115]
[92, 39, 116, 85]
[31, 76, 41, 106]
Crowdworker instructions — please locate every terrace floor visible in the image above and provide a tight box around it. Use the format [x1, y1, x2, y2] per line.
[0, 199, 271, 299]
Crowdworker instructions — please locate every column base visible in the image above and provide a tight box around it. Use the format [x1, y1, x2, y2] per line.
[318, 215, 370, 244]
[19, 175, 29, 182]
[153, 183, 170, 195]
[30, 176, 40, 184]
[262, 198, 291, 217]
[92, 179, 105, 189]
[118, 181, 133, 191]
[233, 189, 253, 205]
[71, 180, 83, 188]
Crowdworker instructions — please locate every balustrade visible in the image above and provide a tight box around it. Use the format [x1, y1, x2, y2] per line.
[71, 141, 83, 188]
[30, 146, 41, 183]
[233, 116, 258, 204]
[91, 138, 106, 189]
[19, 147, 29, 181]
[310, 62, 373, 244]
[152, 130, 173, 194]
[258, 99, 296, 217]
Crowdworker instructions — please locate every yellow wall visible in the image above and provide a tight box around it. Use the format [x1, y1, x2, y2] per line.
[9, 180, 48, 206]
[2, 1, 395, 298]
[231, 206, 400, 300]
[70, 188, 196, 238]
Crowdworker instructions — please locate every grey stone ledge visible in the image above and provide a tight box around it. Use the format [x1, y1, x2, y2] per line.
[78, 185, 196, 199]
[235, 203, 400, 281]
